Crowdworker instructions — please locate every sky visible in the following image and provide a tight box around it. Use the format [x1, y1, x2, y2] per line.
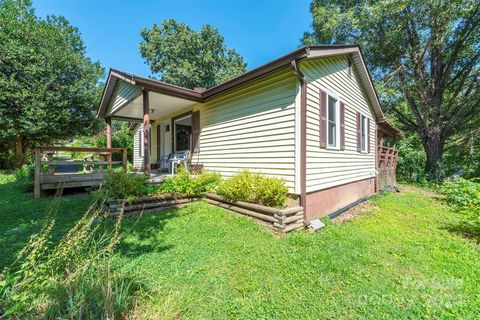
[34, 0, 313, 78]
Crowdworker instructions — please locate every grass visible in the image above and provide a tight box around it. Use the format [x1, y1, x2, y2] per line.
[1, 173, 480, 319]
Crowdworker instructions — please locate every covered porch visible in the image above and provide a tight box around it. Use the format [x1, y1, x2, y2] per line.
[97, 69, 204, 178]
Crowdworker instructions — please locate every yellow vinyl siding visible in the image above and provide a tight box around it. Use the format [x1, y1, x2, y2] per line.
[133, 122, 158, 169]
[194, 69, 298, 192]
[301, 56, 376, 193]
[109, 80, 141, 114]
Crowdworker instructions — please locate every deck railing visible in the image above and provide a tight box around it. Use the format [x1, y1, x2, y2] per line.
[376, 143, 398, 190]
[34, 146, 127, 199]
[377, 143, 398, 170]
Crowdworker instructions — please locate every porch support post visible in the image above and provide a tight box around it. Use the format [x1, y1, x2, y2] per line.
[105, 117, 112, 148]
[143, 89, 151, 178]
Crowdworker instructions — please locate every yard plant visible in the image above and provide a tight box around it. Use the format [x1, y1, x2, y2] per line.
[151, 167, 221, 197]
[0, 189, 142, 319]
[440, 177, 480, 238]
[217, 170, 288, 207]
[99, 169, 147, 200]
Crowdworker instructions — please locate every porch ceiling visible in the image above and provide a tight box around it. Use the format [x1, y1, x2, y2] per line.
[112, 91, 197, 122]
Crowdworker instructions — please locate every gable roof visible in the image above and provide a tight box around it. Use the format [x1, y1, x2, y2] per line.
[97, 45, 396, 132]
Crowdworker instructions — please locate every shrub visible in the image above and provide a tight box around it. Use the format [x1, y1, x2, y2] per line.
[153, 168, 221, 197]
[440, 178, 480, 210]
[100, 169, 147, 200]
[0, 192, 143, 319]
[13, 164, 34, 192]
[255, 175, 289, 208]
[217, 170, 288, 208]
[440, 178, 480, 237]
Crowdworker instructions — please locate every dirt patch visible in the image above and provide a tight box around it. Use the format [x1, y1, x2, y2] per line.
[331, 200, 379, 224]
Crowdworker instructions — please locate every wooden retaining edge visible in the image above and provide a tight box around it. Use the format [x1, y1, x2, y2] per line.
[206, 194, 281, 216]
[284, 221, 305, 233]
[204, 195, 305, 233]
[107, 193, 306, 233]
[109, 203, 188, 217]
[204, 198, 278, 223]
[108, 194, 193, 206]
[274, 211, 303, 221]
[282, 206, 304, 216]
[109, 198, 198, 214]
[284, 213, 304, 224]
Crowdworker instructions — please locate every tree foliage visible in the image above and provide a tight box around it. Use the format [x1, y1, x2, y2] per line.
[0, 0, 104, 168]
[140, 19, 247, 89]
[303, 0, 480, 180]
[76, 121, 134, 161]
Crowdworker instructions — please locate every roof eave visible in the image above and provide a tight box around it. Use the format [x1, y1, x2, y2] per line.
[202, 47, 310, 100]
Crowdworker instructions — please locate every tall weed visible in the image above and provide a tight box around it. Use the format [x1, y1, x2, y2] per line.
[0, 189, 142, 319]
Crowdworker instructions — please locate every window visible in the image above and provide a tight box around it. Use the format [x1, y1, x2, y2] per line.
[327, 95, 339, 148]
[360, 114, 368, 152]
[173, 115, 192, 152]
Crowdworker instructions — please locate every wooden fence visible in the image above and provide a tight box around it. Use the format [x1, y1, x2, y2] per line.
[34, 146, 127, 199]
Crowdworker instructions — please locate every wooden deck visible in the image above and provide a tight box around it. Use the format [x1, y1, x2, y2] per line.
[34, 146, 128, 199]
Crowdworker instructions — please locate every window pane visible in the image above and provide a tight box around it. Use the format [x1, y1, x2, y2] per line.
[174, 116, 192, 152]
[328, 96, 337, 147]
[328, 121, 336, 146]
[328, 97, 336, 122]
[361, 115, 366, 151]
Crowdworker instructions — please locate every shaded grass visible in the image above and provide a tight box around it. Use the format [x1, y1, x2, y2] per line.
[0, 174, 94, 270]
[1, 173, 480, 319]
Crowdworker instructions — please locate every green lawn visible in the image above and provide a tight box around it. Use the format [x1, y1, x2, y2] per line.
[1, 173, 480, 319]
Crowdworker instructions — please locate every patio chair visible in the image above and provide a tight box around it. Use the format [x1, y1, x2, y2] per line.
[167, 151, 190, 174]
[158, 154, 172, 173]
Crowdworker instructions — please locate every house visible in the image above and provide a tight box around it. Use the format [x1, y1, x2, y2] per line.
[97, 45, 401, 221]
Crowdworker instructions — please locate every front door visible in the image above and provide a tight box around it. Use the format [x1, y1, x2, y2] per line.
[161, 120, 172, 157]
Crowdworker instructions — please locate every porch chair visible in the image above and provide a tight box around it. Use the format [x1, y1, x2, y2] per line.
[158, 154, 172, 173]
[167, 150, 190, 174]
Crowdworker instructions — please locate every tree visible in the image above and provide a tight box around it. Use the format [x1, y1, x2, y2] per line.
[0, 0, 104, 168]
[140, 19, 247, 89]
[303, 0, 480, 180]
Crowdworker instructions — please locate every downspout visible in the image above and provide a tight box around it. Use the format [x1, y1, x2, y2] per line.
[291, 59, 307, 223]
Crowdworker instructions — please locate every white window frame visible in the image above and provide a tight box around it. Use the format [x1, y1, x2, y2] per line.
[360, 113, 369, 153]
[325, 90, 341, 150]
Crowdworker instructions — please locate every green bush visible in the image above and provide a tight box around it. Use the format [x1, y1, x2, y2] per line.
[440, 178, 480, 237]
[441, 178, 480, 210]
[217, 170, 288, 208]
[152, 168, 221, 197]
[217, 170, 256, 203]
[100, 169, 147, 200]
[13, 164, 34, 192]
[0, 193, 142, 319]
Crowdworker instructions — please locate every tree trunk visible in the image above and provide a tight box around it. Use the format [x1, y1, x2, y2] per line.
[421, 131, 445, 181]
[14, 135, 29, 168]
